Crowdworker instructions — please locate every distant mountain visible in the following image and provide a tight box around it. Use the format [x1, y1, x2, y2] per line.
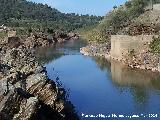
[0, 0, 103, 31]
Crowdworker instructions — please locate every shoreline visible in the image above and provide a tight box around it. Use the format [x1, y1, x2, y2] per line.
[80, 42, 111, 60]
[80, 43, 160, 73]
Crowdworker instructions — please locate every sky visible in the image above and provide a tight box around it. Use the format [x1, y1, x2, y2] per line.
[28, 0, 128, 16]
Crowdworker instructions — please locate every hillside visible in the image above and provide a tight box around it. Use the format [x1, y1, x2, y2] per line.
[118, 10, 160, 35]
[0, 0, 102, 31]
[82, 0, 160, 43]
[80, 0, 160, 73]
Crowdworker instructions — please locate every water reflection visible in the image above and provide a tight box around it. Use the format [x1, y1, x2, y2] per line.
[35, 46, 64, 65]
[110, 60, 160, 89]
[92, 56, 111, 71]
[94, 57, 160, 111]
[36, 40, 160, 119]
[93, 57, 160, 90]
[35, 39, 87, 65]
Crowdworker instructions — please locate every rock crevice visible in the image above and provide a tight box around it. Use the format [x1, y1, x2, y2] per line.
[0, 31, 79, 120]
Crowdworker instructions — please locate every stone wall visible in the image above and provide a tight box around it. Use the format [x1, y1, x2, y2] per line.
[8, 30, 16, 37]
[153, 4, 160, 11]
[110, 35, 158, 60]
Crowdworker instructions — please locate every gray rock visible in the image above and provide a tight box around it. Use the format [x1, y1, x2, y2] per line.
[13, 97, 38, 120]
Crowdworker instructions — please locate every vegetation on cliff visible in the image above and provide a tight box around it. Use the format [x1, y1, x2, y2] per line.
[0, 31, 7, 39]
[150, 36, 160, 53]
[81, 0, 160, 43]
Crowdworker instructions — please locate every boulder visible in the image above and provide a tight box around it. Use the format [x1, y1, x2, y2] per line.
[25, 73, 61, 110]
[8, 37, 21, 48]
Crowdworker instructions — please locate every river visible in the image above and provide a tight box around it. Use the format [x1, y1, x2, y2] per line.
[36, 39, 160, 120]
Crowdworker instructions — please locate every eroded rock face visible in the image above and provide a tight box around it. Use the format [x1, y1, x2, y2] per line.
[22, 31, 79, 49]
[13, 97, 38, 120]
[0, 28, 80, 120]
[0, 42, 79, 120]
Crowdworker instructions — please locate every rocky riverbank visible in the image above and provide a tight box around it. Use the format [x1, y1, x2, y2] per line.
[0, 31, 79, 120]
[122, 51, 160, 72]
[80, 42, 111, 60]
[80, 42, 160, 73]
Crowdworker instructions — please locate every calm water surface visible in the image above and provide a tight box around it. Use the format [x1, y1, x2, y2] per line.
[36, 39, 160, 120]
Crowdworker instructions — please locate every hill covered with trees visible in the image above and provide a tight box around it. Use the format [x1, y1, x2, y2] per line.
[0, 0, 102, 31]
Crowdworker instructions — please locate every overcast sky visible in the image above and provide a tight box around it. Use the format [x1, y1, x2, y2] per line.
[28, 0, 127, 16]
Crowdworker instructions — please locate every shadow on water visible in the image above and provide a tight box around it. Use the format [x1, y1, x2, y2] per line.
[32, 99, 80, 120]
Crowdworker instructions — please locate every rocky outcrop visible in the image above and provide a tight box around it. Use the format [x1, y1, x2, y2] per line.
[80, 42, 111, 60]
[23, 31, 79, 48]
[80, 41, 160, 73]
[122, 52, 160, 72]
[0, 34, 79, 120]
[0, 29, 79, 49]
[13, 97, 38, 120]
[53, 32, 79, 43]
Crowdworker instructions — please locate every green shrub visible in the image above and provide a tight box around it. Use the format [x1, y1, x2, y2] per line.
[150, 36, 160, 53]
[85, 0, 150, 43]
[128, 49, 135, 57]
[0, 31, 7, 39]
